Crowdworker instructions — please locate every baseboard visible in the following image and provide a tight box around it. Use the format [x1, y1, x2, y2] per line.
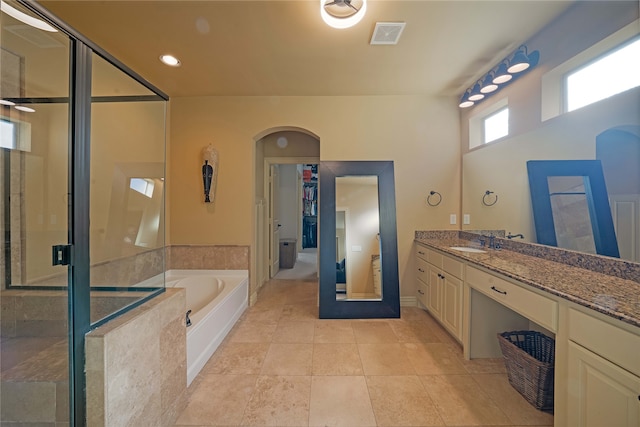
[249, 290, 258, 306]
[400, 296, 417, 307]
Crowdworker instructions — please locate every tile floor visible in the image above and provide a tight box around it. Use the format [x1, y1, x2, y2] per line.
[174, 279, 554, 427]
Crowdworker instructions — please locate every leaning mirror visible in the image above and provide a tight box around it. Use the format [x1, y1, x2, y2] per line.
[319, 161, 399, 319]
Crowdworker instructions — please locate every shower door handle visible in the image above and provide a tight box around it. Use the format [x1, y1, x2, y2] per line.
[52, 244, 71, 266]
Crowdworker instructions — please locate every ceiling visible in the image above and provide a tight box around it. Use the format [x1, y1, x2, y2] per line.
[38, 1, 575, 98]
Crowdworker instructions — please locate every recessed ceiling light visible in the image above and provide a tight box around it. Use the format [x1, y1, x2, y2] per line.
[15, 105, 35, 112]
[0, 99, 16, 106]
[159, 54, 181, 67]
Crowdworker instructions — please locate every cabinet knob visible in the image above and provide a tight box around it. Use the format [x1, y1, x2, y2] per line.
[418, 268, 425, 273]
[418, 290, 424, 295]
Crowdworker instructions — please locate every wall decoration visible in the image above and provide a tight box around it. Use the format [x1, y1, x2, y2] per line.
[202, 144, 219, 203]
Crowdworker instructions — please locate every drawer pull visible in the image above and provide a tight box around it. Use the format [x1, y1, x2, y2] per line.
[491, 286, 507, 295]
[418, 251, 425, 255]
[418, 289, 424, 295]
[418, 268, 425, 273]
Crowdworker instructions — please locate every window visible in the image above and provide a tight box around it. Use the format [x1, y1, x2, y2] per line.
[566, 36, 640, 112]
[129, 178, 155, 198]
[0, 119, 16, 149]
[483, 107, 509, 144]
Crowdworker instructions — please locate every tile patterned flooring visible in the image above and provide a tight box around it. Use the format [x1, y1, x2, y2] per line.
[174, 279, 554, 427]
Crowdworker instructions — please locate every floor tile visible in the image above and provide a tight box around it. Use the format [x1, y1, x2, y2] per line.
[352, 321, 398, 343]
[461, 357, 507, 374]
[308, 376, 376, 427]
[260, 343, 313, 375]
[358, 343, 415, 375]
[272, 320, 315, 343]
[240, 375, 311, 426]
[203, 342, 269, 375]
[175, 375, 256, 425]
[240, 306, 284, 325]
[388, 320, 441, 343]
[403, 343, 467, 375]
[366, 375, 444, 426]
[280, 303, 318, 321]
[228, 321, 277, 343]
[472, 373, 554, 425]
[420, 374, 511, 426]
[312, 343, 363, 375]
[314, 320, 355, 343]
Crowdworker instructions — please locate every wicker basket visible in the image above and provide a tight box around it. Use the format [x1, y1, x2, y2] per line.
[497, 331, 555, 412]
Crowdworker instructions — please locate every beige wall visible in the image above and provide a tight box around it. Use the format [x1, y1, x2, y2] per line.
[169, 95, 461, 297]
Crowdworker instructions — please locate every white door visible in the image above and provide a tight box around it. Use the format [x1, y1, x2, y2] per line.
[269, 164, 281, 277]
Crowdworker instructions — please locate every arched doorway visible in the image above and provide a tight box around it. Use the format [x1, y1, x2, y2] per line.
[252, 127, 320, 303]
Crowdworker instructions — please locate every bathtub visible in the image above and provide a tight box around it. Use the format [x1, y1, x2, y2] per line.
[165, 269, 248, 386]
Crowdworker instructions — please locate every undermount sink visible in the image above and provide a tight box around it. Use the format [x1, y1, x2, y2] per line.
[449, 246, 487, 253]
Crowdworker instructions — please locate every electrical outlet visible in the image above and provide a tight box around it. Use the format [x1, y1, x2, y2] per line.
[463, 214, 471, 225]
[449, 214, 457, 225]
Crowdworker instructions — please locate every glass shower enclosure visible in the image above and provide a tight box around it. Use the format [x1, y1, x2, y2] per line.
[0, 1, 168, 424]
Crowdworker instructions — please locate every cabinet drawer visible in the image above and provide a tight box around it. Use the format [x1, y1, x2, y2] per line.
[417, 279, 428, 306]
[416, 257, 429, 283]
[466, 266, 558, 332]
[442, 255, 463, 280]
[569, 308, 640, 377]
[426, 249, 443, 269]
[415, 245, 429, 262]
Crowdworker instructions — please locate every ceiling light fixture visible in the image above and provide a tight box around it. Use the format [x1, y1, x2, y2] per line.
[0, 99, 16, 106]
[14, 105, 35, 113]
[0, 1, 57, 32]
[159, 54, 181, 67]
[320, 0, 367, 29]
[459, 44, 539, 108]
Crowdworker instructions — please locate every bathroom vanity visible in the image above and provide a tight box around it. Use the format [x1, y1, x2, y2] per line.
[414, 231, 640, 427]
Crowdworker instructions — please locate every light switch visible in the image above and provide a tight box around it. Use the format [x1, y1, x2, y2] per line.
[352, 245, 362, 252]
[463, 214, 471, 225]
[449, 214, 457, 225]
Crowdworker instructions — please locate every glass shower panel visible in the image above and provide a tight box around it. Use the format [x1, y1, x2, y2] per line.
[1, 1, 71, 424]
[90, 53, 166, 326]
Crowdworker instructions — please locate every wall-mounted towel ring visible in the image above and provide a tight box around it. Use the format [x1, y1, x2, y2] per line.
[482, 190, 498, 206]
[427, 190, 442, 206]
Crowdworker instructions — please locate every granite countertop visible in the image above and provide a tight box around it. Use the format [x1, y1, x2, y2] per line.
[415, 236, 640, 329]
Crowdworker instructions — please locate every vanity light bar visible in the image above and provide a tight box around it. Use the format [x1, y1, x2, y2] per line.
[459, 45, 539, 108]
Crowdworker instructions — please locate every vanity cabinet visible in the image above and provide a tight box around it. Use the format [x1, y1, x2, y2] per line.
[415, 244, 463, 341]
[566, 308, 640, 427]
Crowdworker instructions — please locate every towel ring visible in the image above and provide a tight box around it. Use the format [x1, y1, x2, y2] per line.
[482, 190, 498, 206]
[427, 191, 442, 206]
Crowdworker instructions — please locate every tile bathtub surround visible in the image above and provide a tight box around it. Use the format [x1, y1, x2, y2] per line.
[168, 245, 249, 270]
[86, 288, 187, 427]
[415, 232, 640, 328]
[174, 279, 553, 427]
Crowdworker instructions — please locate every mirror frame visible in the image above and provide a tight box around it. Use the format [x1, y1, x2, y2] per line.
[527, 159, 620, 258]
[318, 161, 400, 318]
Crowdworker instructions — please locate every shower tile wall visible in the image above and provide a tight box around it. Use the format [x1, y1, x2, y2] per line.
[86, 288, 187, 427]
[169, 245, 249, 270]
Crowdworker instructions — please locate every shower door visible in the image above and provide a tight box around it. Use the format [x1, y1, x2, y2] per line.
[1, 2, 72, 424]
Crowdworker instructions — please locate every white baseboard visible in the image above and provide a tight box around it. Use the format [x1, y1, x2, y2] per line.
[400, 296, 417, 307]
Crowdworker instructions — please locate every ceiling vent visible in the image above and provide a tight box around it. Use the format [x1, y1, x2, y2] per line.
[370, 22, 406, 45]
[4, 25, 64, 49]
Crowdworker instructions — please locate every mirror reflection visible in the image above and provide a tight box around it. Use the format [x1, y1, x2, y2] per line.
[335, 175, 382, 301]
[547, 176, 596, 253]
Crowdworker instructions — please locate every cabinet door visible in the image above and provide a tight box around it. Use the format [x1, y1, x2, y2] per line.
[567, 341, 640, 427]
[441, 273, 462, 340]
[427, 264, 442, 318]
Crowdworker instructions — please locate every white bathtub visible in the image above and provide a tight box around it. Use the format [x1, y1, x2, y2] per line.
[165, 269, 248, 386]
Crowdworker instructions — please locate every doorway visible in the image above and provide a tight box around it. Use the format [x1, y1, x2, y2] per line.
[253, 129, 319, 294]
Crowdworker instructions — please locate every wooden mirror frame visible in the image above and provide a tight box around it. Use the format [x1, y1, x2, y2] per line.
[318, 161, 400, 318]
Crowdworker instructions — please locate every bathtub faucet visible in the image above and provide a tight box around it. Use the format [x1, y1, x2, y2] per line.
[186, 310, 192, 327]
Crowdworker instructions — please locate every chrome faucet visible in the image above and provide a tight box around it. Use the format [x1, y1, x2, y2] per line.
[488, 234, 496, 249]
[507, 232, 525, 239]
